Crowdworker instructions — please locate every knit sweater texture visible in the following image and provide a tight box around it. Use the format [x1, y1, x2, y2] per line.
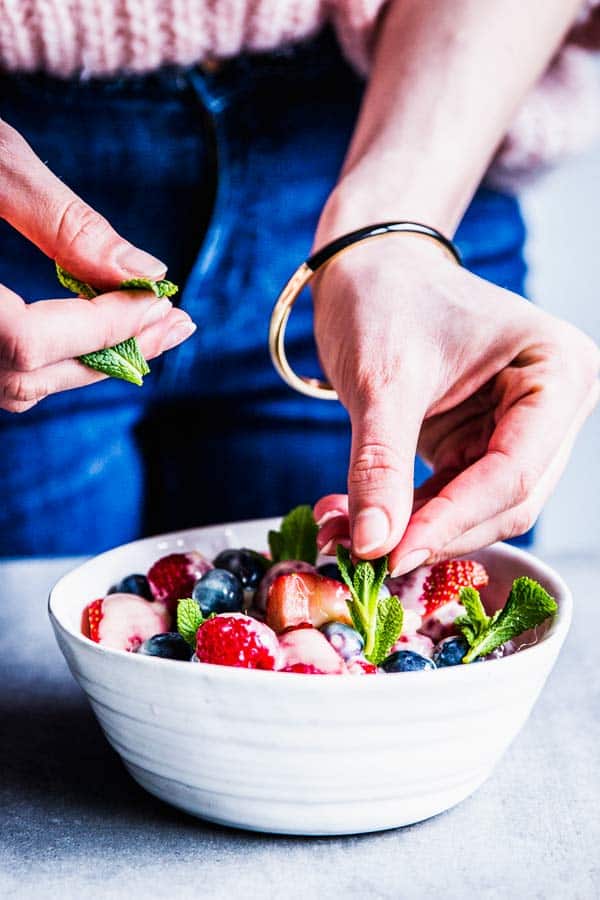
[0, 0, 599, 184]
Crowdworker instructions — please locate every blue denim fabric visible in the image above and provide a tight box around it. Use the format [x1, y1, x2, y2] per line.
[0, 33, 527, 556]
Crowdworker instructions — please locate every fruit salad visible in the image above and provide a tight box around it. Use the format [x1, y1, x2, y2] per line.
[81, 506, 558, 674]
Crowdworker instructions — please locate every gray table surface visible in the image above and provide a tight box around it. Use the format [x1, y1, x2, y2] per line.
[1, 554, 598, 900]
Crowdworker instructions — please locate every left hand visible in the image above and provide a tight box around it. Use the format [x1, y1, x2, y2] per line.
[310, 232, 599, 575]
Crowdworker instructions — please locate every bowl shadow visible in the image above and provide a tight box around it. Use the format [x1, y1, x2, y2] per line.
[2, 686, 412, 852]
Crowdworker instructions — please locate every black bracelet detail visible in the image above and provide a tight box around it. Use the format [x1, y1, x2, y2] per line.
[307, 221, 462, 272]
[269, 220, 462, 400]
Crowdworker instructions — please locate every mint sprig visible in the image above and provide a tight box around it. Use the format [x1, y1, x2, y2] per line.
[177, 598, 205, 648]
[55, 263, 179, 385]
[268, 505, 318, 565]
[336, 545, 401, 665]
[456, 577, 558, 663]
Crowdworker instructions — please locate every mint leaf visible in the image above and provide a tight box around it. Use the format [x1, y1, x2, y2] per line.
[120, 277, 179, 298]
[354, 561, 375, 605]
[78, 345, 145, 386]
[371, 555, 389, 605]
[268, 505, 318, 565]
[112, 336, 151, 376]
[462, 577, 557, 663]
[268, 530, 283, 564]
[455, 586, 490, 645]
[459, 586, 489, 632]
[177, 598, 204, 648]
[335, 548, 368, 635]
[56, 262, 97, 299]
[371, 594, 403, 666]
[55, 264, 179, 386]
[336, 545, 358, 603]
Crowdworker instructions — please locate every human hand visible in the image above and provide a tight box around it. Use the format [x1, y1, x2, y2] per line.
[0, 119, 195, 412]
[311, 236, 599, 575]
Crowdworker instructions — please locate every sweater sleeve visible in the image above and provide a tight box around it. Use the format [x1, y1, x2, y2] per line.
[488, 44, 600, 190]
[330, 0, 600, 191]
[329, 0, 389, 77]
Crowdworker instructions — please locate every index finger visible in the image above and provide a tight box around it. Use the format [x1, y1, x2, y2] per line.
[0, 286, 172, 371]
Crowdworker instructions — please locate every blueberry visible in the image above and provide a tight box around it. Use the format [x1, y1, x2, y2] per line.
[316, 563, 345, 583]
[432, 635, 469, 668]
[192, 568, 243, 616]
[319, 622, 364, 660]
[212, 548, 269, 591]
[108, 573, 153, 600]
[137, 632, 192, 661]
[379, 650, 437, 672]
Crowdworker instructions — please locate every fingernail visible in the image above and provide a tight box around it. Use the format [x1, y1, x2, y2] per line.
[315, 509, 340, 527]
[161, 320, 197, 352]
[141, 298, 172, 327]
[117, 244, 166, 278]
[391, 549, 430, 578]
[353, 507, 390, 555]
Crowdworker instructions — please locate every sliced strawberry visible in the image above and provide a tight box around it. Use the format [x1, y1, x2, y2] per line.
[419, 600, 466, 643]
[385, 567, 432, 632]
[83, 593, 171, 652]
[391, 632, 434, 658]
[195, 613, 282, 669]
[254, 560, 316, 612]
[147, 551, 212, 612]
[86, 598, 103, 642]
[266, 572, 352, 633]
[281, 663, 329, 675]
[347, 658, 378, 675]
[421, 560, 488, 619]
[278, 625, 347, 674]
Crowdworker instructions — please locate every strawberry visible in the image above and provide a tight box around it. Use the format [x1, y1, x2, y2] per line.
[83, 593, 171, 652]
[147, 551, 212, 612]
[254, 560, 316, 612]
[281, 663, 329, 674]
[347, 658, 378, 675]
[86, 598, 103, 642]
[195, 613, 281, 669]
[386, 567, 432, 630]
[421, 560, 488, 619]
[391, 632, 434, 658]
[278, 625, 347, 674]
[266, 572, 352, 633]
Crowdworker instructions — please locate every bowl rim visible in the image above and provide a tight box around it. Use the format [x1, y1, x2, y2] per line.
[48, 518, 573, 688]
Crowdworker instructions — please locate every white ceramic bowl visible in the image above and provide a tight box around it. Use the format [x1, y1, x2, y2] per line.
[49, 518, 571, 836]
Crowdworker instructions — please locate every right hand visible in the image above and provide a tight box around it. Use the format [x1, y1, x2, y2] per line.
[310, 231, 600, 572]
[0, 119, 196, 413]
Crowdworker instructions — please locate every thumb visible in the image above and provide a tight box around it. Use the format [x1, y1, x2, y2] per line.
[0, 119, 164, 289]
[348, 396, 424, 561]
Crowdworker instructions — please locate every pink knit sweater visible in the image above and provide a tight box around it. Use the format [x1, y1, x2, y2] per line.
[0, 1, 599, 184]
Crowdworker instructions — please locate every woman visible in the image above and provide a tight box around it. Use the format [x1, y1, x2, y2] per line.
[0, 1, 598, 569]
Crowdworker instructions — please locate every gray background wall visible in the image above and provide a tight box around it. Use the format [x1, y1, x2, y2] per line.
[522, 144, 600, 556]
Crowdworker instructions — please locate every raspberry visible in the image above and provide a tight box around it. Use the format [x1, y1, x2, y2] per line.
[195, 613, 281, 669]
[147, 551, 212, 612]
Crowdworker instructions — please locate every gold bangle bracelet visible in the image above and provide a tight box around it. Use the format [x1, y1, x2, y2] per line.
[268, 221, 462, 401]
